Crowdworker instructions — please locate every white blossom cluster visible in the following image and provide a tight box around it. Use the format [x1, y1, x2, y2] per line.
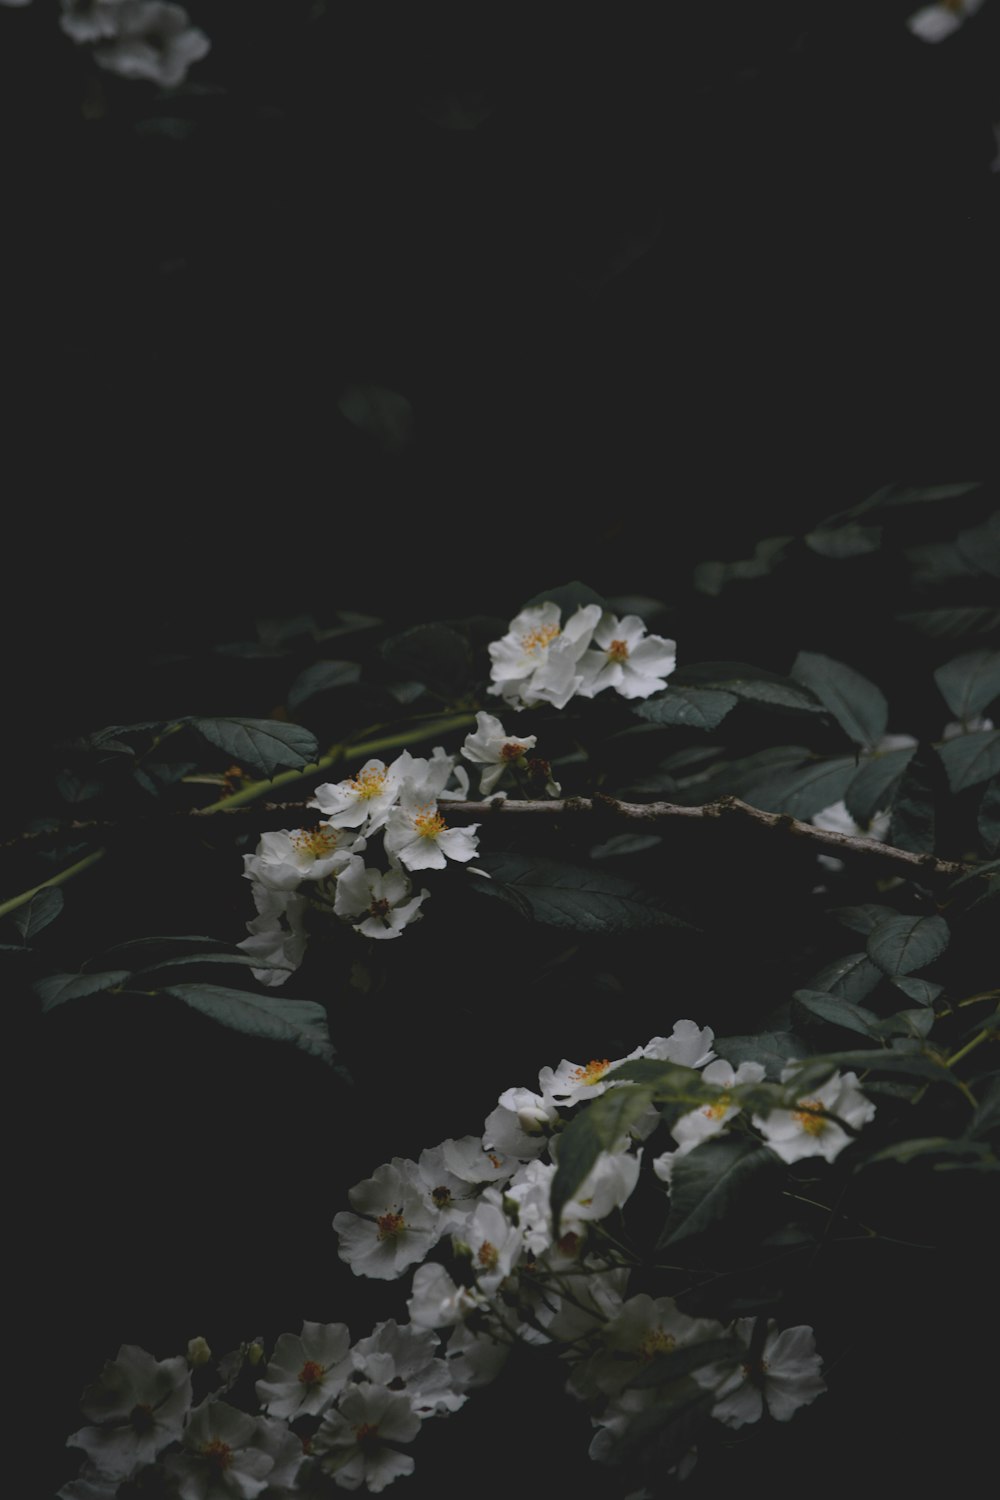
[0, 2, 211, 88]
[61, 1019, 876, 1493]
[488, 601, 676, 711]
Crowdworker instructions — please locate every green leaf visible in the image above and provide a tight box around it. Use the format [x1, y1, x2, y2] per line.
[891, 976, 942, 1006]
[635, 687, 737, 731]
[788, 1047, 960, 1092]
[934, 651, 1000, 721]
[804, 524, 882, 558]
[867, 915, 949, 977]
[793, 990, 879, 1037]
[471, 852, 693, 934]
[968, 1077, 1000, 1141]
[672, 662, 823, 715]
[607, 1060, 710, 1102]
[12, 888, 64, 941]
[711, 1032, 807, 1080]
[791, 652, 888, 751]
[845, 747, 916, 825]
[628, 1336, 743, 1390]
[550, 1086, 654, 1232]
[979, 779, 1000, 856]
[693, 536, 793, 596]
[808, 950, 884, 1002]
[55, 770, 103, 803]
[748, 757, 858, 819]
[287, 660, 361, 712]
[830, 904, 896, 936]
[380, 624, 470, 698]
[955, 510, 1000, 579]
[133, 953, 287, 976]
[189, 718, 319, 779]
[881, 481, 982, 507]
[337, 383, 414, 453]
[590, 833, 663, 860]
[660, 1139, 781, 1247]
[35, 970, 131, 1012]
[937, 731, 1000, 793]
[888, 745, 943, 855]
[163, 984, 335, 1063]
[869, 1009, 936, 1039]
[898, 607, 1000, 641]
[863, 1137, 994, 1167]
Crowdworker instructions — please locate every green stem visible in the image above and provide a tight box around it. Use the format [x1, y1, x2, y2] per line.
[0, 848, 107, 921]
[195, 712, 477, 815]
[946, 1030, 992, 1069]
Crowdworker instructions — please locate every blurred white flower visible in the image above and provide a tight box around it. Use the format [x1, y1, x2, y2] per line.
[907, 0, 985, 44]
[242, 825, 364, 891]
[60, 1, 126, 41]
[91, 2, 210, 88]
[237, 883, 307, 986]
[312, 1384, 420, 1493]
[67, 1345, 192, 1482]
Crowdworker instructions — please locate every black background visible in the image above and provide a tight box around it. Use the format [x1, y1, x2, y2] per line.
[3, 4, 998, 1496]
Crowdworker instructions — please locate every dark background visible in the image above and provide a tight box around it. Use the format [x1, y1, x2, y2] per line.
[3, 4, 998, 1496]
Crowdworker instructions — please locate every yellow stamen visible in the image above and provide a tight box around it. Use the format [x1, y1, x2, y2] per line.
[500, 741, 528, 762]
[292, 827, 339, 858]
[702, 1091, 732, 1120]
[521, 623, 560, 653]
[298, 1360, 324, 1386]
[413, 808, 447, 839]
[607, 639, 629, 663]
[350, 767, 388, 800]
[571, 1058, 611, 1086]
[377, 1211, 406, 1240]
[203, 1440, 233, 1471]
[639, 1328, 676, 1360]
[793, 1100, 828, 1136]
[477, 1240, 499, 1271]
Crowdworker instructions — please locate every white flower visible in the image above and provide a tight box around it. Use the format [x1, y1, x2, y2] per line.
[67, 1345, 192, 1482]
[309, 754, 409, 835]
[164, 1400, 277, 1500]
[753, 1066, 875, 1165]
[442, 1321, 511, 1391]
[538, 1048, 640, 1108]
[441, 1135, 517, 1186]
[703, 1319, 825, 1427]
[488, 601, 603, 711]
[334, 1161, 439, 1279]
[907, 0, 984, 43]
[237, 883, 307, 986]
[461, 711, 538, 796]
[483, 1085, 560, 1160]
[641, 1020, 716, 1069]
[571, 1294, 724, 1401]
[91, 2, 210, 88]
[812, 799, 890, 841]
[333, 856, 429, 939]
[407, 1263, 485, 1330]
[254, 1322, 352, 1420]
[653, 1058, 766, 1184]
[397, 746, 470, 803]
[350, 1321, 466, 1417]
[576, 612, 677, 701]
[242, 825, 364, 891]
[458, 1197, 523, 1294]
[382, 798, 479, 872]
[60, 1, 126, 40]
[312, 1384, 420, 1493]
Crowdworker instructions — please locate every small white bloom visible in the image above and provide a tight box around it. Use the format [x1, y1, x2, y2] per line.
[461, 711, 538, 796]
[254, 1321, 352, 1420]
[237, 883, 307, 986]
[351, 1321, 466, 1416]
[812, 799, 890, 841]
[91, 2, 210, 89]
[641, 1020, 716, 1070]
[703, 1319, 825, 1427]
[309, 754, 409, 835]
[164, 1400, 275, 1500]
[442, 1135, 517, 1185]
[442, 1320, 511, 1390]
[576, 612, 677, 701]
[312, 1384, 420, 1493]
[539, 1048, 640, 1108]
[907, 0, 984, 44]
[571, 1294, 724, 1401]
[396, 1145, 477, 1230]
[753, 1066, 875, 1165]
[397, 746, 470, 803]
[669, 1058, 767, 1155]
[242, 825, 364, 891]
[334, 1162, 439, 1279]
[333, 856, 429, 939]
[459, 1197, 523, 1294]
[67, 1345, 192, 1482]
[407, 1262, 486, 1330]
[483, 1085, 560, 1160]
[383, 798, 479, 872]
[488, 601, 603, 711]
[60, 1, 126, 41]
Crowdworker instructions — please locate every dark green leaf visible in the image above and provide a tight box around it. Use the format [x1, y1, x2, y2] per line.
[471, 852, 693, 934]
[189, 718, 319, 779]
[13, 888, 65, 941]
[337, 383, 414, 453]
[881, 481, 982, 507]
[788, 1047, 960, 1091]
[55, 770, 103, 803]
[845, 747, 916, 825]
[803, 524, 881, 558]
[955, 511, 1000, 579]
[863, 1137, 993, 1167]
[606, 1060, 709, 1101]
[969, 1077, 1000, 1141]
[660, 1139, 781, 1247]
[590, 833, 663, 860]
[870, 1008, 936, 1039]
[830, 904, 895, 936]
[635, 687, 737, 731]
[287, 660, 361, 712]
[133, 953, 285, 976]
[979, 779, 1000, 856]
[629, 1337, 743, 1390]
[693, 536, 793, 596]
[711, 1032, 807, 1080]
[898, 607, 1000, 641]
[380, 624, 470, 698]
[889, 745, 944, 855]
[103, 934, 233, 958]
[937, 731, 1000, 793]
[793, 990, 879, 1037]
[867, 915, 949, 977]
[934, 651, 1000, 721]
[672, 662, 823, 715]
[163, 984, 335, 1063]
[748, 757, 857, 819]
[551, 1086, 654, 1232]
[791, 652, 888, 751]
[891, 976, 942, 1006]
[808, 951, 884, 1002]
[670, 745, 809, 805]
[35, 970, 131, 1012]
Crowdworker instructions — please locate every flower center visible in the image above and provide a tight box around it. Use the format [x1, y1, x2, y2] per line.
[500, 741, 527, 762]
[556, 1231, 580, 1257]
[793, 1101, 828, 1136]
[432, 1185, 452, 1208]
[354, 1422, 380, 1450]
[377, 1211, 406, 1240]
[350, 767, 388, 800]
[572, 1058, 611, 1086]
[639, 1328, 676, 1360]
[702, 1091, 732, 1120]
[413, 807, 447, 839]
[298, 1360, 325, 1386]
[202, 1440, 233, 1472]
[477, 1240, 499, 1271]
[129, 1402, 155, 1434]
[521, 623, 560, 653]
[292, 827, 339, 858]
[368, 897, 391, 920]
[607, 639, 629, 663]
